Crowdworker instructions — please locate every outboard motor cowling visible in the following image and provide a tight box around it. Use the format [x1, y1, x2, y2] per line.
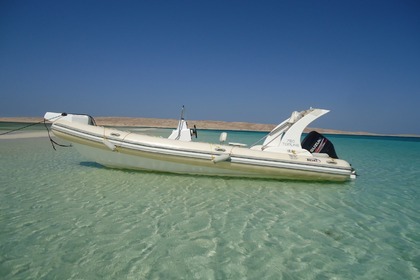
[301, 131, 338, 159]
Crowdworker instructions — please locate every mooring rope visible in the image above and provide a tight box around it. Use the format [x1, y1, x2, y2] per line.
[0, 113, 72, 150]
[43, 118, 72, 150]
[0, 119, 44, 136]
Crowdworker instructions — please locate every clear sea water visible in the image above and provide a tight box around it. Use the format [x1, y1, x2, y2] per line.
[1, 123, 419, 279]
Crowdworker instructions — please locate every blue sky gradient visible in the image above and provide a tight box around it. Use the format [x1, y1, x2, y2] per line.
[1, 0, 419, 134]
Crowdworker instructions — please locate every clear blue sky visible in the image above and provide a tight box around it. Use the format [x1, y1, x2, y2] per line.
[1, 0, 419, 134]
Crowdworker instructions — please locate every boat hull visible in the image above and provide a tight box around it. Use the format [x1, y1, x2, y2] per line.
[51, 121, 353, 182]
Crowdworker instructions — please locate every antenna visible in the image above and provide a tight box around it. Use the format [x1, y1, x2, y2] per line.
[180, 105, 185, 120]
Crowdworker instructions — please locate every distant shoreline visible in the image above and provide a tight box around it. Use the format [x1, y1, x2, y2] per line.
[1, 117, 419, 138]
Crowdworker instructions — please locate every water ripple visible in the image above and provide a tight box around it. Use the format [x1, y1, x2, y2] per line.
[1, 136, 419, 279]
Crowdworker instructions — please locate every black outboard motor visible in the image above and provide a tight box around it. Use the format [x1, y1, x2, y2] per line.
[301, 131, 338, 159]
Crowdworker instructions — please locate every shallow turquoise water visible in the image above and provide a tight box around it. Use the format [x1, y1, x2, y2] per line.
[1, 127, 419, 279]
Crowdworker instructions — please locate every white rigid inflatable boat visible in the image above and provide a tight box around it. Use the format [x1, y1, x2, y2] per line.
[44, 107, 356, 182]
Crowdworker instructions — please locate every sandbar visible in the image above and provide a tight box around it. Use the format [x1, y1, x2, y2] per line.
[0, 131, 49, 140]
[1, 117, 418, 138]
